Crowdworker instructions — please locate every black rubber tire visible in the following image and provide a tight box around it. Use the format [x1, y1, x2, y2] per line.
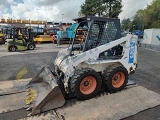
[69, 68, 102, 100]
[28, 44, 35, 50]
[9, 46, 17, 52]
[103, 64, 128, 93]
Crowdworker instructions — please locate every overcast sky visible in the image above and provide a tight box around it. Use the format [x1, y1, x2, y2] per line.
[0, 0, 153, 22]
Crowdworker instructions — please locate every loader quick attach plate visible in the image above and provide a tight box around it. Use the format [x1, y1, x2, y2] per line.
[25, 66, 65, 115]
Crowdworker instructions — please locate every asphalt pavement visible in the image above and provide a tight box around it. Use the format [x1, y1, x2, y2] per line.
[123, 48, 160, 120]
[0, 44, 160, 120]
[0, 44, 68, 80]
[0, 51, 57, 80]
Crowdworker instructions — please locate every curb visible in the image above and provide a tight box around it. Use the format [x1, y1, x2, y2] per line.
[140, 43, 160, 52]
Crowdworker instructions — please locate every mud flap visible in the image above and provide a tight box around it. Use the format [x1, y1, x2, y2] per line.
[25, 66, 65, 115]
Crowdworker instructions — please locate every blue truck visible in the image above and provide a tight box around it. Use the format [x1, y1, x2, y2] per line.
[57, 23, 78, 40]
[134, 30, 143, 38]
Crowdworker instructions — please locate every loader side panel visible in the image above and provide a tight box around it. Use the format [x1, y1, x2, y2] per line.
[129, 40, 136, 64]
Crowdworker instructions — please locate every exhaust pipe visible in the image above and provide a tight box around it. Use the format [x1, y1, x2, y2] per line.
[25, 66, 65, 115]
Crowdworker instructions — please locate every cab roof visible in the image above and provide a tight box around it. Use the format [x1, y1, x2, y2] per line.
[72, 16, 120, 23]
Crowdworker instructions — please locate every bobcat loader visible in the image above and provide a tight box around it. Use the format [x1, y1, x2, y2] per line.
[25, 16, 138, 115]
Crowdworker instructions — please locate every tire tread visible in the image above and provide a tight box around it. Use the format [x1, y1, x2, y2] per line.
[70, 68, 101, 99]
[103, 64, 128, 93]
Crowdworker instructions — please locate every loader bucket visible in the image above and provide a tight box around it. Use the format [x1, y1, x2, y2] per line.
[25, 66, 65, 115]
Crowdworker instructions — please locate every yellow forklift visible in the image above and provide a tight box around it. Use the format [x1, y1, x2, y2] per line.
[0, 29, 5, 44]
[5, 27, 36, 52]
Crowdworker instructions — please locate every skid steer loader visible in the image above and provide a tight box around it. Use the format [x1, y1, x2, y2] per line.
[25, 16, 138, 115]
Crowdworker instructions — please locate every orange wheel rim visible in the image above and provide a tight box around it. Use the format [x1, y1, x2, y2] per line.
[112, 72, 125, 88]
[80, 76, 97, 95]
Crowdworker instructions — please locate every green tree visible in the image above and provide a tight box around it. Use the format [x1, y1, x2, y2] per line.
[144, 0, 160, 28]
[78, 11, 84, 17]
[103, 0, 122, 18]
[121, 18, 131, 31]
[131, 9, 144, 31]
[131, 0, 160, 29]
[80, 0, 103, 16]
[80, 0, 122, 18]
